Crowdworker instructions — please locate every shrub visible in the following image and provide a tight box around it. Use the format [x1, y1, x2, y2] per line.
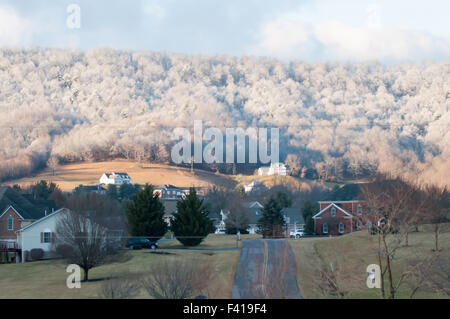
[30, 248, 44, 261]
[99, 274, 139, 299]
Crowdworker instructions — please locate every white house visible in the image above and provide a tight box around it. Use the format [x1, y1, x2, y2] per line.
[217, 201, 264, 234]
[17, 208, 70, 262]
[258, 163, 288, 176]
[99, 172, 132, 185]
[154, 185, 188, 200]
[244, 181, 268, 194]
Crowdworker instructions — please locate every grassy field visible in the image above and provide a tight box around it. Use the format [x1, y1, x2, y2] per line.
[0, 234, 244, 299]
[6, 160, 237, 192]
[290, 224, 450, 299]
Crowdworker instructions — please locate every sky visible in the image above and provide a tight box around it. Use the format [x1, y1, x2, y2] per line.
[0, 0, 449, 63]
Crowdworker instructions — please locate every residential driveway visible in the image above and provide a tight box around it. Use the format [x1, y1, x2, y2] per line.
[231, 239, 302, 299]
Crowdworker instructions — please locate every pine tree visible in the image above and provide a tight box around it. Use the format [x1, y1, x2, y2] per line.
[301, 200, 319, 235]
[257, 197, 286, 238]
[106, 184, 119, 201]
[171, 188, 212, 246]
[127, 184, 168, 241]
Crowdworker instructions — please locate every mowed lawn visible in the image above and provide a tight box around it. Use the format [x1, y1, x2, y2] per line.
[6, 160, 237, 192]
[0, 235, 243, 299]
[290, 224, 450, 299]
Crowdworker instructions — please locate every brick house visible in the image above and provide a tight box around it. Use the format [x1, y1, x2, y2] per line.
[0, 186, 56, 243]
[313, 200, 371, 236]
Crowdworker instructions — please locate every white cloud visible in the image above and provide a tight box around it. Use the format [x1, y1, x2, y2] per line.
[0, 6, 31, 46]
[143, 2, 166, 23]
[249, 13, 450, 62]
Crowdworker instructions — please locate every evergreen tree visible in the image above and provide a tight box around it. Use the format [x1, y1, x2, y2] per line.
[127, 184, 167, 241]
[119, 183, 139, 201]
[257, 197, 286, 238]
[171, 188, 212, 246]
[31, 180, 58, 200]
[301, 200, 319, 235]
[106, 184, 119, 201]
[274, 191, 292, 208]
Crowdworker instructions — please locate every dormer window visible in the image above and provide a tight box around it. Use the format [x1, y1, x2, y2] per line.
[330, 207, 336, 217]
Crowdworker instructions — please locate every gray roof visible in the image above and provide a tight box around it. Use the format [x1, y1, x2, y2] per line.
[282, 207, 305, 225]
[0, 186, 56, 220]
[241, 202, 264, 225]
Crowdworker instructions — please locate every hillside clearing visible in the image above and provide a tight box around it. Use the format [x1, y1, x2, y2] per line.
[6, 160, 237, 192]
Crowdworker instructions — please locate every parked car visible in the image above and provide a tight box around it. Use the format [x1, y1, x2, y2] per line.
[290, 229, 304, 238]
[126, 238, 158, 250]
[215, 229, 226, 234]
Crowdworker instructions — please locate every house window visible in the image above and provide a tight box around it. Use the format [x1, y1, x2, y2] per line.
[330, 207, 336, 217]
[7, 216, 13, 230]
[357, 205, 362, 215]
[338, 223, 345, 234]
[322, 223, 328, 234]
[43, 232, 51, 243]
[356, 220, 362, 230]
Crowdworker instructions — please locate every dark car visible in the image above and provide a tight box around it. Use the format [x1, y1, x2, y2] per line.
[126, 238, 159, 250]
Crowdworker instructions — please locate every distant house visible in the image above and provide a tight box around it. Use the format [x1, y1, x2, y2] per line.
[161, 197, 211, 228]
[0, 186, 56, 245]
[244, 181, 268, 194]
[258, 163, 288, 176]
[17, 208, 70, 261]
[161, 199, 179, 227]
[312, 200, 370, 236]
[154, 185, 188, 200]
[17, 208, 123, 262]
[282, 207, 305, 233]
[210, 201, 264, 235]
[242, 201, 264, 234]
[99, 172, 132, 186]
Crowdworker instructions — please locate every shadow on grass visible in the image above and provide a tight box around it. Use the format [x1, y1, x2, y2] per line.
[148, 251, 176, 255]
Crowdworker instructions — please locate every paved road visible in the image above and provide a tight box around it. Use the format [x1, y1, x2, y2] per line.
[231, 239, 302, 299]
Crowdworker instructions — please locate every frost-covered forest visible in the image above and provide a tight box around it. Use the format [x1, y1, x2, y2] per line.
[0, 48, 448, 186]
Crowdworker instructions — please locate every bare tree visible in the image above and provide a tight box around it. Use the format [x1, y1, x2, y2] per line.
[99, 273, 140, 299]
[46, 156, 59, 176]
[141, 258, 212, 299]
[225, 198, 249, 234]
[316, 261, 350, 299]
[360, 175, 424, 299]
[423, 185, 449, 251]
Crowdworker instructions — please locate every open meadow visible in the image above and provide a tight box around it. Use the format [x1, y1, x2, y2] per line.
[6, 160, 237, 192]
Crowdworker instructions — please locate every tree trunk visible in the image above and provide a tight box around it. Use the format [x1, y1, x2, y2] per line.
[434, 224, 439, 251]
[383, 235, 395, 299]
[83, 268, 89, 282]
[377, 234, 385, 299]
[405, 231, 409, 247]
